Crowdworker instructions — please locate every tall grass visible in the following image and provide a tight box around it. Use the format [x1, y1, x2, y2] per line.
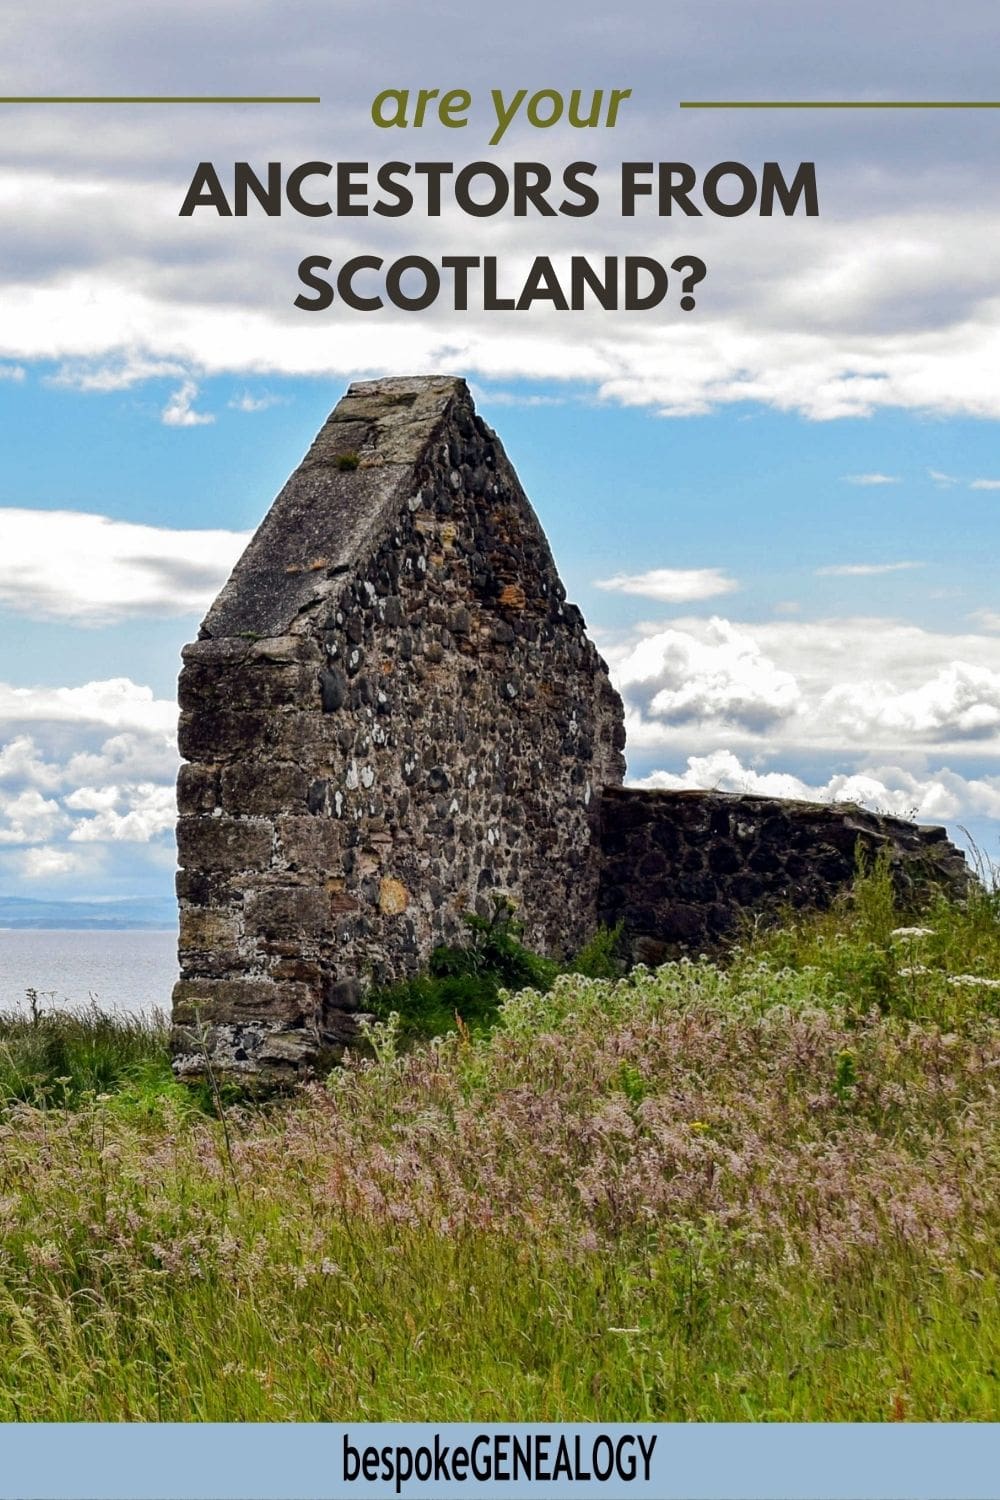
[0, 1001, 173, 1110]
[0, 864, 997, 1419]
[741, 844, 1000, 1027]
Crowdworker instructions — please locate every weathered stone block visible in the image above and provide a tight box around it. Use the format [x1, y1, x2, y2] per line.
[176, 868, 239, 910]
[220, 762, 311, 816]
[275, 816, 344, 872]
[177, 764, 221, 816]
[246, 635, 321, 666]
[178, 710, 271, 762]
[176, 816, 274, 873]
[320, 666, 349, 712]
[172, 977, 312, 1026]
[244, 885, 330, 942]
[325, 976, 363, 1012]
[181, 638, 249, 669]
[171, 1020, 319, 1082]
[179, 906, 241, 951]
[378, 876, 409, 915]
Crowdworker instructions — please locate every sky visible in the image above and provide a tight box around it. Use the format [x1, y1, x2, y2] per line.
[0, 0, 999, 903]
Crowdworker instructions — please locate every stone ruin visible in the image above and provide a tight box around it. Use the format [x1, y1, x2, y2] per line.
[172, 376, 626, 1076]
[598, 786, 970, 966]
[172, 375, 971, 1078]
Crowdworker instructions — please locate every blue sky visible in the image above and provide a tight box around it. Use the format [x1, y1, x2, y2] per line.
[1, 0, 999, 902]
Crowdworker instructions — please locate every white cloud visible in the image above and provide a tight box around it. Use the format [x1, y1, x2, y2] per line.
[17, 846, 97, 881]
[0, 365, 24, 382]
[632, 750, 1000, 826]
[614, 618, 800, 733]
[8, 252, 1000, 423]
[64, 730, 178, 784]
[970, 478, 1000, 491]
[929, 470, 959, 488]
[161, 379, 214, 427]
[822, 663, 1000, 741]
[470, 385, 567, 409]
[816, 561, 924, 577]
[67, 783, 175, 843]
[0, 688, 178, 867]
[0, 170, 997, 422]
[0, 735, 63, 790]
[227, 391, 285, 412]
[971, 610, 1000, 633]
[64, 786, 120, 813]
[0, 788, 69, 845]
[843, 473, 900, 485]
[0, 509, 247, 624]
[635, 750, 816, 800]
[0, 681, 179, 885]
[595, 567, 738, 602]
[48, 357, 186, 392]
[0, 678, 175, 735]
[608, 615, 1000, 757]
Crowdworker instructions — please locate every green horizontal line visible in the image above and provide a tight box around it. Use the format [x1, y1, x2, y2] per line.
[0, 95, 320, 104]
[681, 100, 1000, 108]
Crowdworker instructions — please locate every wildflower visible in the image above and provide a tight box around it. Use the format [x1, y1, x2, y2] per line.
[25, 1240, 62, 1271]
[890, 926, 935, 939]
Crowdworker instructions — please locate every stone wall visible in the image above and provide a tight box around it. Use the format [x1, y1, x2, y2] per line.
[598, 786, 972, 963]
[172, 376, 625, 1078]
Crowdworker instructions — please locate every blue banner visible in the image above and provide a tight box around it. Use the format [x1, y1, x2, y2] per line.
[0, 1422, 999, 1499]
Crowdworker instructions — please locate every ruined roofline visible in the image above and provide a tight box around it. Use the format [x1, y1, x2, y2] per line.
[602, 783, 951, 834]
[200, 376, 477, 642]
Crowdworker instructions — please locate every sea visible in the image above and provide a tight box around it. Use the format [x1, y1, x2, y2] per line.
[0, 930, 178, 1017]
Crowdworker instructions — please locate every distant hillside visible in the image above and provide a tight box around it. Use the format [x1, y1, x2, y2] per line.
[0, 896, 176, 931]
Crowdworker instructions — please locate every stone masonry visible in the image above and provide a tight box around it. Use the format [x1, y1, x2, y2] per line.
[173, 376, 626, 1078]
[599, 787, 971, 964]
[173, 375, 973, 1080]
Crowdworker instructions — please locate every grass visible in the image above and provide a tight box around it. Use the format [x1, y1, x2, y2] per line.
[0, 999, 173, 1110]
[0, 857, 999, 1419]
[0, 999, 223, 1120]
[741, 844, 1000, 1028]
[365, 900, 624, 1043]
